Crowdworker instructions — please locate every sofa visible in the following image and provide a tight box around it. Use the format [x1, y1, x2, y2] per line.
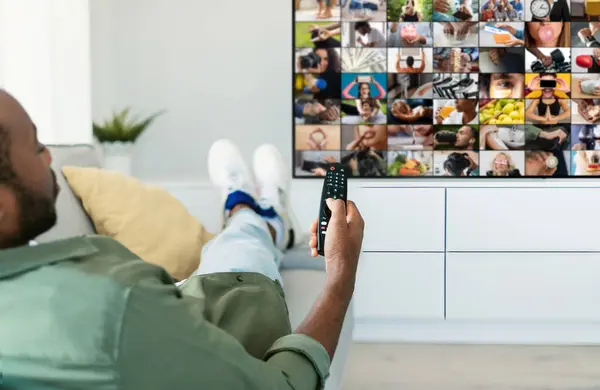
[37, 145, 354, 390]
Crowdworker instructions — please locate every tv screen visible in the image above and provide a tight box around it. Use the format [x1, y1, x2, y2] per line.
[293, 1, 597, 178]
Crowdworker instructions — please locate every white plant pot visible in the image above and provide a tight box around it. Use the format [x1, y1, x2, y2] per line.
[102, 142, 133, 176]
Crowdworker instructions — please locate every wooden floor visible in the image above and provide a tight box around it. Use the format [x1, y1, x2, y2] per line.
[344, 343, 600, 390]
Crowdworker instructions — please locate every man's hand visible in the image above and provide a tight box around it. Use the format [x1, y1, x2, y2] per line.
[505, 38, 524, 46]
[495, 23, 516, 36]
[526, 151, 557, 176]
[434, 106, 444, 123]
[309, 199, 364, 285]
[303, 102, 327, 117]
[443, 23, 454, 36]
[539, 55, 553, 67]
[402, 37, 415, 46]
[541, 129, 567, 143]
[311, 167, 327, 176]
[299, 199, 364, 361]
[319, 105, 340, 121]
[434, 0, 451, 13]
[578, 100, 592, 120]
[457, 22, 473, 38]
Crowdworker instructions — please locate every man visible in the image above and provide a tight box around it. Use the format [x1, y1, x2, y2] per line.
[454, 125, 479, 150]
[354, 21, 386, 47]
[0, 89, 365, 389]
[435, 99, 478, 125]
[395, 50, 426, 73]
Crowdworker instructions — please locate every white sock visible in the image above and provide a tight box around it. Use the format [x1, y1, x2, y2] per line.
[263, 215, 284, 247]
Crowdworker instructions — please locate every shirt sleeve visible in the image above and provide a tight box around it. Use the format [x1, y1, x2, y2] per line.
[515, 29, 525, 40]
[417, 24, 433, 46]
[525, 125, 542, 143]
[295, 103, 306, 118]
[467, 48, 479, 61]
[116, 263, 331, 390]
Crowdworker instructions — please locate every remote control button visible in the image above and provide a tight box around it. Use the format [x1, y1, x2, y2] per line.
[321, 221, 327, 225]
[330, 166, 335, 171]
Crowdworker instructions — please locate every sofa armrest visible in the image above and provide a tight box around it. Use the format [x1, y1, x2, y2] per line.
[281, 267, 354, 390]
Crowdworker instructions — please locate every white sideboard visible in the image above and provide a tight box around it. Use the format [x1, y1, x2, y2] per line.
[152, 179, 600, 345]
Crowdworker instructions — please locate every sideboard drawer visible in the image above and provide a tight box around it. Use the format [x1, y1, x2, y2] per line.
[446, 252, 600, 321]
[355, 252, 445, 320]
[354, 187, 445, 252]
[447, 188, 600, 252]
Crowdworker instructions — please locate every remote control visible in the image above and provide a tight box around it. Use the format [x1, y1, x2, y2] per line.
[317, 163, 348, 256]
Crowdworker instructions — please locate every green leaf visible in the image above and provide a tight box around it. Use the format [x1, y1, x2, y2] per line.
[92, 107, 165, 143]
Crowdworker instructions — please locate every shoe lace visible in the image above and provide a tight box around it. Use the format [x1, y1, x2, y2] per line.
[258, 185, 285, 210]
[226, 171, 245, 192]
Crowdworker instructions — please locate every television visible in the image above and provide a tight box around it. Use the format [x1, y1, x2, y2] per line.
[293, 1, 596, 178]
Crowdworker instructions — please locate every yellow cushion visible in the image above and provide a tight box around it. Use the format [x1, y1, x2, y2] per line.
[62, 166, 215, 281]
[586, 0, 600, 15]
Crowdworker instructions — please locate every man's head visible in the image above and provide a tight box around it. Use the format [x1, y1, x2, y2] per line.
[455, 99, 476, 113]
[355, 22, 371, 35]
[455, 125, 477, 149]
[406, 56, 415, 67]
[0, 90, 59, 248]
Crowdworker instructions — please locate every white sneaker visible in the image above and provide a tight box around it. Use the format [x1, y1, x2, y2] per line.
[252, 144, 298, 250]
[208, 139, 257, 227]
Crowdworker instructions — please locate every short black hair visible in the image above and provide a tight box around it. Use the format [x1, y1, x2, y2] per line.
[466, 126, 479, 147]
[354, 22, 369, 30]
[0, 126, 16, 185]
[406, 56, 415, 67]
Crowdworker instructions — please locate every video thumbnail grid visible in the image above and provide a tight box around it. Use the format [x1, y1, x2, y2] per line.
[293, 0, 600, 178]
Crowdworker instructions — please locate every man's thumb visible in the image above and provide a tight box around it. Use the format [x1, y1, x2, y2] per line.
[326, 198, 346, 223]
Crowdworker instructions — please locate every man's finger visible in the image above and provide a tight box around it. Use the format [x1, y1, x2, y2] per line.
[346, 200, 364, 228]
[326, 198, 347, 224]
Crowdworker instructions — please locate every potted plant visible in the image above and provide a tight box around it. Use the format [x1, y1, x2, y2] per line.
[93, 107, 164, 176]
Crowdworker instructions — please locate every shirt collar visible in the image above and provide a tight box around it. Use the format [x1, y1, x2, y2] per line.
[0, 236, 100, 279]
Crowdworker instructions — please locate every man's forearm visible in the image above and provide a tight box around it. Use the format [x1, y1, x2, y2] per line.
[294, 278, 354, 360]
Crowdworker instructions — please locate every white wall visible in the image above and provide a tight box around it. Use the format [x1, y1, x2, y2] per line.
[0, 0, 92, 145]
[90, 0, 292, 181]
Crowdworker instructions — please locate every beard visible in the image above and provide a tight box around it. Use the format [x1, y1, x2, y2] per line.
[2, 170, 58, 248]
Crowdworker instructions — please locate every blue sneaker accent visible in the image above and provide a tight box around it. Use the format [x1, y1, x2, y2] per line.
[224, 191, 259, 212]
[257, 206, 279, 219]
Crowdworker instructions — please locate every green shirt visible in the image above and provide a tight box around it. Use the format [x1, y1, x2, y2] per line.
[0, 236, 330, 389]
